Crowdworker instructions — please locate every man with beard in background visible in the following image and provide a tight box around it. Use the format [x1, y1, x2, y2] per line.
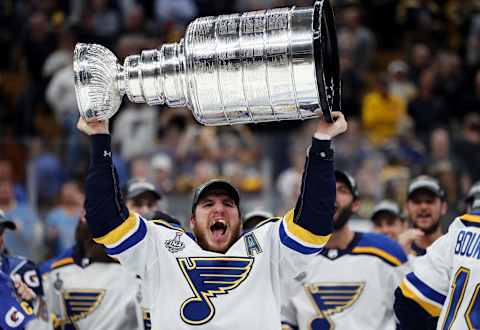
[399, 176, 447, 257]
[282, 170, 409, 330]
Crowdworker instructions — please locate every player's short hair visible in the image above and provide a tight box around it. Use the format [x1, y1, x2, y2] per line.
[407, 175, 445, 200]
[124, 179, 161, 201]
[370, 200, 403, 224]
[191, 179, 240, 213]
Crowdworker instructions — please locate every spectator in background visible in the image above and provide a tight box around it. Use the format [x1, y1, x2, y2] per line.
[111, 103, 158, 162]
[433, 51, 463, 115]
[82, 0, 121, 48]
[154, 0, 198, 27]
[362, 74, 407, 146]
[458, 69, 480, 120]
[276, 144, 305, 214]
[339, 53, 364, 118]
[407, 43, 431, 85]
[150, 153, 174, 195]
[454, 113, 480, 182]
[0, 160, 27, 203]
[397, 0, 446, 47]
[388, 60, 416, 104]
[45, 181, 84, 257]
[337, 5, 376, 74]
[407, 70, 447, 145]
[129, 157, 151, 182]
[0, 179, 41, 260]
[16, 12, 57, 139]
[370, 200, 406, 241]
[150, 153, 173, 212]
[29, 139, 63, 208]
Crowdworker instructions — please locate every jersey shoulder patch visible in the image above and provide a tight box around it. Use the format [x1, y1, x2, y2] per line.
[351, 232, 408, 267]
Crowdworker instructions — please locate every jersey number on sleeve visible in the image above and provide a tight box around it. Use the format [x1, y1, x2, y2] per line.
[442, 267, 480, 329]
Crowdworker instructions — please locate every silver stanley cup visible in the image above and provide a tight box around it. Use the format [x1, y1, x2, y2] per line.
[73, 0, 340, 125]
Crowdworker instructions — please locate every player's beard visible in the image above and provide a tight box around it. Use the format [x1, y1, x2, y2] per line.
[413, 218, 441, 235]
[194, 222, 242, 253]
[333, 203, 353, 231]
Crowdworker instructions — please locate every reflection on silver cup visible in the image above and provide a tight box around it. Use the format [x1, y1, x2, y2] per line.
[74, 0, 340, 125]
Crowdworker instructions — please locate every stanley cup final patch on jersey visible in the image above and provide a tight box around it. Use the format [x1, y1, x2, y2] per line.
[305, 282, 365, 329]
[165, 232, 186, 253]
[177, 257, 254, 325]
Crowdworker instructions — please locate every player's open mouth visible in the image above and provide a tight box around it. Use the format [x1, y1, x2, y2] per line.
[210, 221, 227, 240]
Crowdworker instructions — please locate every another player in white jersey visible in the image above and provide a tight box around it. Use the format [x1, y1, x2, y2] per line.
[44, 215, 144, 330]
[76, 112, 347, 329]
[394, 194, 480, 330]
[282, 171, 409, 330]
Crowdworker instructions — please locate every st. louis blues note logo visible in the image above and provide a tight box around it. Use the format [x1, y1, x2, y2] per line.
[177, 257, 254, 325]
[305, 282, 364, 329]
[53, 290, 105, 330]
[165, 232, 185, 253]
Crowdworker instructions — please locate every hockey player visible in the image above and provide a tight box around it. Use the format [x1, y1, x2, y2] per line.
[394, 195, 480, 329]
[124, 179, 162, 218]
[76, 111, 347, 329]
[45, 213, 144, 329]
[370, 200, 407, 241]
[400, 176, 447, 256]
[281, 170, 409, 330]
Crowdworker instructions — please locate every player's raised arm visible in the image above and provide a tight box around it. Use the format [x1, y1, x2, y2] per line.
[76, 118, 131, 241]
[279, 111, 347, 254]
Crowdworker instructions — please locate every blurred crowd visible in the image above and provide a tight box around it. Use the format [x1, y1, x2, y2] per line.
[1, 0, 480, 262]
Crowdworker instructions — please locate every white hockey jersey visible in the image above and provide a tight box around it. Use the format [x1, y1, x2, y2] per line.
[93, 210, 330, 330]
[282, 232, 409, 330]
[399, 210, 480, 329]
[44, 258, 143, 330]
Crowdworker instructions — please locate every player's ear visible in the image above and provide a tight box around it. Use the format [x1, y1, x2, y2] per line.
[441, 200, 448, 216]
[189, 215, 196, 230]
[351, 199, 360, 213]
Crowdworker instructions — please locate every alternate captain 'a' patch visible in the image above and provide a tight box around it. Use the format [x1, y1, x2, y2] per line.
[177, 257, 254, 325]
[305, 282, 364, 329]
[53, 290, 105, 330]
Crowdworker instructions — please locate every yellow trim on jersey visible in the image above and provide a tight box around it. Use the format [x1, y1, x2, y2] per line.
[151, 219, 185, 232]
[51, 257, 74, 270]
[460, 213, 480, 223]
[93, 213, 137, 245]
[351, 247, 402, 266]
[399, 281, 441, 317]
[284, 209, 331, 246]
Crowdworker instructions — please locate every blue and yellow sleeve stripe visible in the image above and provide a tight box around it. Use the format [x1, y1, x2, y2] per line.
[279, 209, 331, 254]
[93, 212, 147, 255]
[351, 232, 408, 267]
[399, 272, 446, 317]
[460, 212, 480, 228]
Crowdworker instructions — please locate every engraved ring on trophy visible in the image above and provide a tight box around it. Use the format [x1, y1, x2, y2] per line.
[73, 0, 340, 125]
